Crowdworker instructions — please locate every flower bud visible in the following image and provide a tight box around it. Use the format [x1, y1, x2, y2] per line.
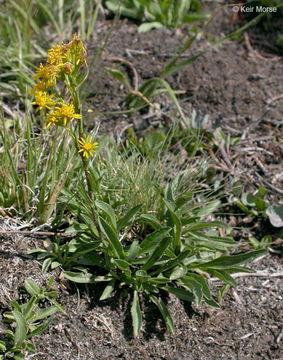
[63, 62, 74, 74]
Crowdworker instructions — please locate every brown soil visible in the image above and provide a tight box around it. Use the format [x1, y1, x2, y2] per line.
[1, 3, 283, 360]
[86, 6, 283, 199]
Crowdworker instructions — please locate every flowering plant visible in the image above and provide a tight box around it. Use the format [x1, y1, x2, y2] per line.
[31, 34, 97, 159]
[31, 35, 100, 230]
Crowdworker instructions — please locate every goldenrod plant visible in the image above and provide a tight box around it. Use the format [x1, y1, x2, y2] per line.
[28, 36, 267, 337]
[30, 34, 101, 229]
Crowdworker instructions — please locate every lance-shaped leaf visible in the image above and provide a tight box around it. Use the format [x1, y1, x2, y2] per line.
[139, 227, 170, 255]
[136, 214, 162, 229]
[25, 279, 41, 296]
[63, 271, 96, 283]
[126, 240, 140, 262]
[212, 270, 237, 288]
[117, 204, 143, 231]
[98, 217, 125, 259]
[95, 200, 117, 230]
[12, 311, 27, 348]
[142, 237, 172, 271]
[149, 294, 174, 334]
[131, 290, 142, 336]
[100, 280, 116, 301]
[164, 199, 181, 251]
[27, 316, 54, 338]
[169, 266, 187, 280]
[179, 277, 203, 306]
[150, 250, 191, 276]
[163, 286, 194, 302]
[191, 249, 266, 271]
[32, 306, 58, 322]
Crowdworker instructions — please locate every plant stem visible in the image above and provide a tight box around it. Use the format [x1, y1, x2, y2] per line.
[80, 153, 103, 240]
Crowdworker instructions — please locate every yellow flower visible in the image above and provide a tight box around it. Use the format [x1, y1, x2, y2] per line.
[31, 91, 56, 113]
[30, 80, 46, 95]
[69, 34, 85, 53]
[47, 44, 64, 65]
[69, 34, 87, 66]
[53, 102, 81, 126]
[45, 112, 59, 129]
[34, 63, 59, 83]
[78, 136, 98, 158]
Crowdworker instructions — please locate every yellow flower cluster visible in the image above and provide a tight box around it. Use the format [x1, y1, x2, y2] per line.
[31, 35, 98, 159]
[31, 34, 86, 124]
[45, 102, 82, 128]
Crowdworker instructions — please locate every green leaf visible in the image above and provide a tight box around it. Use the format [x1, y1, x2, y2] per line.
[100, 280, 116, 300]
[12, 311, 27, 348]
[212, 270, 237, 288]
[169, 266, 187, 280]
[0, 340, 6, 352]
[266, 206, 283, 228]
[179, 277, 203, 306]
[13, 353, 25, 360]
[51, 261, 61, 269]
[42, 258, 52, 273]
[105, 68, 132, 92]
[183, 11, 210, 22]
[258, 186, 267, 198]
[254, 197, 266, 211]
[198, 200, 221, 218]
[142, 237, 172, 271]
[75, 252, 105, 267]
[150, 250, 191, 276]
[22, 296, 36, 320]
[136, 214, 162, 229]
[185, 221, 225, 231]
[164, 199, 181, 251]
[241, 193, 255, 207]
[149, 277, 169, 284]
[46, 276, 54, 291]
[117, 204, 143, 231]
[126, 240, 140, 262]
[112, 259, 131, 271]
[63, 271, 96, 283]
[249, 237, 260, 249]
[131, 290, 142, 336]
[235, 200, 249, 214]
[203, 296, 220, 308]
[149, 295, 174, 334]
[135, 270, 148, 278]
[26, 342, 36, 351]
[25, 279, 41, 296]
[163, 286, 194, 302]
[139, 227, 170, 254]
[27, 316, 54, 338]
[194, 249, 266, 270]
[185, 273, 211, 300]
[95, 200, 117, 230]
[138, 21, 164, 33]
[185, 231, 235, 251]
[32, 306, 58, 321]
[99, 217, 125, 259]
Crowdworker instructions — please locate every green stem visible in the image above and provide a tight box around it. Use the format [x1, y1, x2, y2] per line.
[67, 78, 101, 239]
[80, 153, 103, 241]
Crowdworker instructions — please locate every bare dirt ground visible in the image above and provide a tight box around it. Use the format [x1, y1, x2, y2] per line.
[1, 4, 283, 360]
